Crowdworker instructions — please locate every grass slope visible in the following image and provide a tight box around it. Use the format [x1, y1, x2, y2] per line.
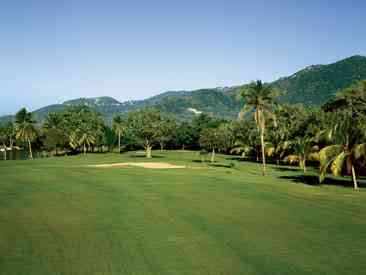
[1, 151, 366, 275]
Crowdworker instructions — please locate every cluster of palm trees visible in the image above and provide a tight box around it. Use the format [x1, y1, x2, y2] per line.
[233, 79, 366, 189]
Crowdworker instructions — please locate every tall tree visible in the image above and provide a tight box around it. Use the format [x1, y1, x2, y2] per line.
[239, 80, 279, 175]
[14, 108, 37, 159]
[112, 115, 127, 153]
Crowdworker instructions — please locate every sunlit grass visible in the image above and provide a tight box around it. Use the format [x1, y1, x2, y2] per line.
[0, 151, 365, 275]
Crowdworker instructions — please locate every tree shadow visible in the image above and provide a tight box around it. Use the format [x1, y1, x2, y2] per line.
[279, 174, 366, 188]
[208, 163, 233, 168]
[129, 155, 165, 159]
[225, 156, 259, 163]
[274, 166, 301, 172]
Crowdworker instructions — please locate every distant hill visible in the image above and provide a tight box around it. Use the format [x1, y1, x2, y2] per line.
[273, 55, 366, 105]
[1, 55, 366, 123]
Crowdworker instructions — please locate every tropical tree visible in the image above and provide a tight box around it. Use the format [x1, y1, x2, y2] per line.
[127, 108, 164, 158]
[294, 137, 313, 173]
[239, 80, 279, 175]
[230, 120, 261, 160]
[175, 122, 195, 150]
[43, 112, 67, 155]
[156, 116, 176, 150]
[14, 108, 37, 159]
[2, 122, 15, 149]
[216, 123, 236, 154]
[112, 115, 127, 153]
[69, 125, 96, 155]
[199, 127, 221, 163]
[60, 106, 103, 155]
[319, 112, 366, 189]
[0, 125, 8, 160]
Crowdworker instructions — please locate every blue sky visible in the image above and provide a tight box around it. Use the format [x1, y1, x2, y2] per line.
[1, 0, 365, 115]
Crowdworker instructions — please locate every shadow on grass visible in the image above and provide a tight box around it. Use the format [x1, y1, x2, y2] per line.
[274, 166, 302, 172]
[192, 160, 238, 169]
[208, 163, 233, 168]
[129, 155, 165, 159]
[279, 174, 366, 188]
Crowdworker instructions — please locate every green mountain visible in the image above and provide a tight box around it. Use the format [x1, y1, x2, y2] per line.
[273, 55, 366, 105]
[1, 55, 366, 123]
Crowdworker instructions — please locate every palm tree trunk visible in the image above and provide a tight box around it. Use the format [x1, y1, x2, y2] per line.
[260, 128, 266, 176]
[27, 138, 33, 159]
[211, 148, 215, 163]
[118, 130, 121, 154]
[351, 165, 358, 190]
[300, 158, 307, 174]
[83, 142, 86, 156]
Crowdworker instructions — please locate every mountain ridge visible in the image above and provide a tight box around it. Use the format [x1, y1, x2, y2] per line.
[1, 55, 366, 123]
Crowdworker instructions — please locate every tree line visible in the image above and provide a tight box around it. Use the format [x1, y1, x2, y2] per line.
[1, 80, 366, 188]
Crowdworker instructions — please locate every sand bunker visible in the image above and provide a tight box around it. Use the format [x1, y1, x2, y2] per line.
[89, 162, 186, 169]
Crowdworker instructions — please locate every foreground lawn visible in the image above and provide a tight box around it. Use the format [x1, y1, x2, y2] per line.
[0, 151, 366, 275]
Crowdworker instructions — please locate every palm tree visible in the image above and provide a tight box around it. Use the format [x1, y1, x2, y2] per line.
[319, 113, 366, 189]
[239, 80, 279, 175]
[43, 112, 64, 130]
[14, 108, 37, 159]
[43, 113, 65, 155]
[69, 125, 96, 156]
[112, 115, 126, 153]
[294, 137, 313, 174]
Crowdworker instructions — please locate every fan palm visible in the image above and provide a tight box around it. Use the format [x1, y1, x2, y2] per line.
[239, 80, 279, 175]
[14, 108, 37, 159]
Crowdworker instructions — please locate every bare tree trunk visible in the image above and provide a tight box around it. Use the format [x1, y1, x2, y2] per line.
[118, 130, 121, 153]
[27, 138, 33, 159]
[351, 165, 358, 190]
[83, 142, 86, 156]
[260, 128, 266, 176]
[211, 148, 215, 163]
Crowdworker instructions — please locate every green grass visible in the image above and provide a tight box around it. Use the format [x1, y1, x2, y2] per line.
[1, 151, 366, 275]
